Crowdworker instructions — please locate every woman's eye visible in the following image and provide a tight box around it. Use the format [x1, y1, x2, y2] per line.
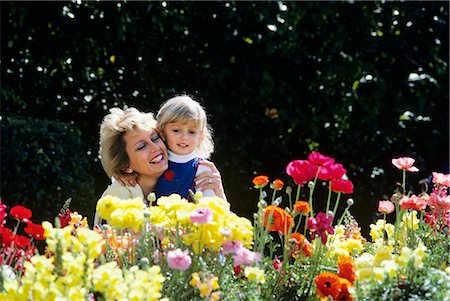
[136, 144, 146, 151]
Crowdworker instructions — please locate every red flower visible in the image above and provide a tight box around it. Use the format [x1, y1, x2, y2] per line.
[263, 205, 294, 235]
[272, 259, 282, 271]
[13, 234, 31, 249]
[0, 226, 15, 247]
[330, 178, 354, 194]
[58, 208, 72, 228]
[234, 265, 242, 275]
[286, 160, 317, 185]
[24, 222, 45, 241]
[399, 195, 427, 211]
[252, 175, 269, 189]
[10, 205, 32, 221]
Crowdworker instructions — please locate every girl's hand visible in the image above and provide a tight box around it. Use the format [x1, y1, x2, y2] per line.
[194, 160, 227, 200]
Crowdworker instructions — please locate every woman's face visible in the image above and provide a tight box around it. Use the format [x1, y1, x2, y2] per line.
[123, 128, 168, 178]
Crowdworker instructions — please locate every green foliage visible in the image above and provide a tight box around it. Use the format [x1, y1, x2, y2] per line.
[1, 1, 448, 231]
[0, 116, 95, 223]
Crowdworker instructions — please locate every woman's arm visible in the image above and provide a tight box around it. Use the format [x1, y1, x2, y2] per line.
[194, 160, 227, 201]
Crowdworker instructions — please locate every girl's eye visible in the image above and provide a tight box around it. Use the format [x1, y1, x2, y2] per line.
[172, 129, 179, 133]
[189, 130, 196, 134]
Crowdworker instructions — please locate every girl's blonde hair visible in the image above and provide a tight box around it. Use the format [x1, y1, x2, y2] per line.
[156, 95, 214, 159]
[100, 107, 157, 179]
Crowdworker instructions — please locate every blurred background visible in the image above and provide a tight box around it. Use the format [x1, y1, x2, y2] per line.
[1, 1, 448, 236]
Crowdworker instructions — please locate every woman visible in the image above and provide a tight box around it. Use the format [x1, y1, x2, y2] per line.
[93, 107, 226, 226]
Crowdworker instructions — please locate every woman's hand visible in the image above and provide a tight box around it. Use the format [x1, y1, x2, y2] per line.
[116, 173, 138, 187]
[194, 161, 227, 200]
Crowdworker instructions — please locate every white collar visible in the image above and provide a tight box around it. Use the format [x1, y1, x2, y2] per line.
[168, 150, 197, 163]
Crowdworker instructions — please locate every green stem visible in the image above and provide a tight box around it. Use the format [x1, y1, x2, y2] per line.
[332, 193, 342, 219]
[325, 183, 332, 212]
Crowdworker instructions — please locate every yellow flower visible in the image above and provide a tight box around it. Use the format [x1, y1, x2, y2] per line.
[210, 291, 221, 301]
[380, 260, 398, 277]
[373, 245, 392, 267]
[355, 253, 374, 280]
[96, 195, 121, 220]
[244, 266, 265, 284]
[412, 245, 427, 268]
[402, 210, 419, 229]
[190, 272, 201, 287]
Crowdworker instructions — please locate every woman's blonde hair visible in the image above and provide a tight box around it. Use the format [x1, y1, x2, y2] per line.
[99, 107, 157, 179]
[156, 95, 214, 159]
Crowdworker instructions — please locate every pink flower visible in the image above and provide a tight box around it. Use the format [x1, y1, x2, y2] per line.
[432, 172, 450, 188]
[391, 157, 419, 172]
[167, 249, 192, 271]
[427, 193, 450, 211]
[221, 240, 243, 255]
[329, 178, 354, 194]
[0, 199, 7, 226]
[232, 246, 261, 267]
[308, 151, 335, 167]
[318, 163, 347, 181]
[190, 208, 213, 224]
[399, 195, 427, 211]
[307, 212, 334, 245]
[286, 160, 317, 185]
[378, 200, 395, 214]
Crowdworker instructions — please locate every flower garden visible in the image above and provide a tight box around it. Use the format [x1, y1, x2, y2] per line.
[1, 152, 449, 301]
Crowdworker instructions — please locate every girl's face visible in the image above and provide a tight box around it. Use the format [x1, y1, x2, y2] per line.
[123, 128, 168, 178]
[163, 120, 204, 156]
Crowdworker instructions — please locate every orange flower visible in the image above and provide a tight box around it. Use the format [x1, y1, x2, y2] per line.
[293, 200, 311, 215]
[263, 205, 293, 235]
[338, 255, 356, 284]
[336, 277, 354, 301]
[271, 179, 284, 190]
[315, 272, 341, 300]
[289, 232, 313, 257]
[252, 175, 269, 189]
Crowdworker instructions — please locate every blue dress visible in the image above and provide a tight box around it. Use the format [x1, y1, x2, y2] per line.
[156, 151, 200, 200]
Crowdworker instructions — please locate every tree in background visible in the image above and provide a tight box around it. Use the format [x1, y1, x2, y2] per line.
[1, 1, 448, 234]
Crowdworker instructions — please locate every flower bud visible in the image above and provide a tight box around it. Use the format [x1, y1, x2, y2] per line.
[273, 197, 282, 206]
[347, 198, 354, 206]
[258, 200, 268, 209]
[140, 257, 150, 269]
[147, 192, 156, 204]
[143, 209, 151, 218]
[327, 210, 334, 217]
[308, 181, 315, 189]
[193, 191, 203, 202]
[261, 191, 267, 199]
[285, 186, 292, 195]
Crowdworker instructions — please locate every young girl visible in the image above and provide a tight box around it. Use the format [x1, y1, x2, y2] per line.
[155, 95, 218, 200]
